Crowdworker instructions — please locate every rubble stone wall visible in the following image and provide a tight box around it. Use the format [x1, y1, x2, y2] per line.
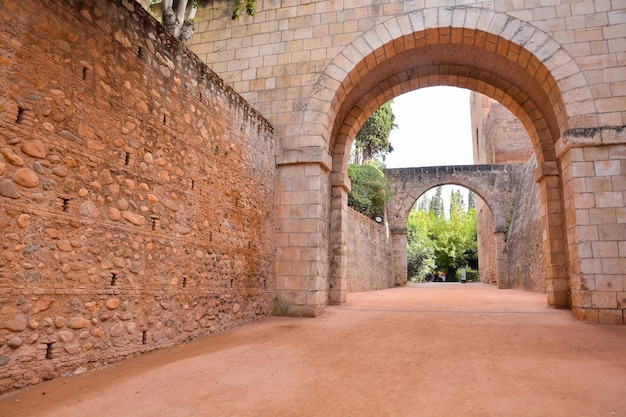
[476, 198, 498, 286]
[346, 209, 395, 293]
[0, 0, 276, 392]
[505, 156, 546, 293]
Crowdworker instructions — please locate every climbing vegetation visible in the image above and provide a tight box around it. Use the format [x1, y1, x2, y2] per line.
[347, 162, 390, 220]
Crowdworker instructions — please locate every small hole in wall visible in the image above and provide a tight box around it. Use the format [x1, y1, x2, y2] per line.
[16, 107, 25, 124]
[137, 46, 144, 58]
[151, 218, 157, 231]
[45, 343, 53, 359]
[82, 67, 88, 81]
[162, 115, 167, 125]
[142, 330, 147, 345]
[209, 232, 213, 242]
[111, 273, 117, 286]
[191, 179, 195, 190]
[182, 276, 187, 288]
[60, 197, 70, 212]
[124, 152, 130, 165]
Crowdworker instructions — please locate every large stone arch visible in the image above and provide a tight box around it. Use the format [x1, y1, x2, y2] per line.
[300, 9, 596, 310]
[384, 164, 524, 288]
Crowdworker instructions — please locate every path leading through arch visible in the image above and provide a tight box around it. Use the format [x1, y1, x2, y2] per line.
[2, 284, 624, 417]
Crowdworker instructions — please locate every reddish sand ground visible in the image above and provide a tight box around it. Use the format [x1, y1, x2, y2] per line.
[1, 283, 625, 417]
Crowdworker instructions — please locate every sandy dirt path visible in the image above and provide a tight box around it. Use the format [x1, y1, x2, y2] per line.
[1, 283, 625, 417]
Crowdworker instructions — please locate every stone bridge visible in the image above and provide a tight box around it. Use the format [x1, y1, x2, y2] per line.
[384, 164, 524, 287]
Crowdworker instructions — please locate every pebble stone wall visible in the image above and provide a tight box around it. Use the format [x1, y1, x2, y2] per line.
[0, 0, 276, 392]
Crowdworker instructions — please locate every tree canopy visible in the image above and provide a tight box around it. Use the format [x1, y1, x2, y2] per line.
[352, 102, 396, 165]
[347, 162, 390, 219]
[407, 188, 478, 281]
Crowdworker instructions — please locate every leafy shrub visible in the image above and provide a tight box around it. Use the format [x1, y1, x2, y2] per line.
[347, 163, 390, 219]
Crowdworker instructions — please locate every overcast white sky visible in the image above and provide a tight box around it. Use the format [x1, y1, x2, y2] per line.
[385, 86, 474, 169]
[384, 86, 475, 210]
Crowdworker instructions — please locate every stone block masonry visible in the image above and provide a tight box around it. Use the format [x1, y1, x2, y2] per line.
[0, 0, 276, 392]
[190, 0, 626, 324]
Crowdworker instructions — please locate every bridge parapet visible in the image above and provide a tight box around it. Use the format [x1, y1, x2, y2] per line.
[384, 164, 524, 176]
[383, 163, 525, 289]
[383, 164, 524, 233]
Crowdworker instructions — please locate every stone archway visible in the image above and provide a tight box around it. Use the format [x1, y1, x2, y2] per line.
[302, 9, 595, 314]
[190, 2, 625, 323]
[384, 164, 524, 289]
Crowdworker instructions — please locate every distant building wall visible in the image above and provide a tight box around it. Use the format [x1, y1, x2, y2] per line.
[505, 156, 546, 292]
[0, 0, 276, 392]
[346, 209, 395, 292]
[476, 200, 498, 285]
[470, 92, 545, 292]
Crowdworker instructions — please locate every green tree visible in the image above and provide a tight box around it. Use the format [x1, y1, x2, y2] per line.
[406, 210, 436, 280]
[429, 186, 444, 218]
[468, 190, 476, 210]
[353, 102, 397, 164]
[429, 201, 477, 280]
[347, 163, 391, 219]
[449, 189, 465, 219]
[406, 189, 478, 281]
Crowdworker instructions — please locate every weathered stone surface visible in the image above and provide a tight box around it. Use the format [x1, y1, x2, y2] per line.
[21, 140, 47, 158]
[41, 178, 57, 191]
[99, 169, 113, 185]
[117, 198, 129, 210]
[79, 200, 99, 217]
[56, 240, 72, 252]
[0, 179, 21, 199]
[2, 318, 27, 332]
[1, 148, 24, 166]
[160, 198, 179, 211]
[59, 330, 74, 342]
[67, 317, 90, 329]
[13, 168, 40, 188]
[122, 211, 145, 226]
[51, 165, 69, 177]
[7, 337, 24, 349]
[33, 298, 54, 313]
[32, 161, 44, 174]
[106, 299, 120, 310]
[43, 228, 60, 239]
[109, 323, 124, 337]
[16, 214, 30, 229]
[63, 344, 81, 354]
[54, 316, 65, 328]
[108, 207, 122, 221]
